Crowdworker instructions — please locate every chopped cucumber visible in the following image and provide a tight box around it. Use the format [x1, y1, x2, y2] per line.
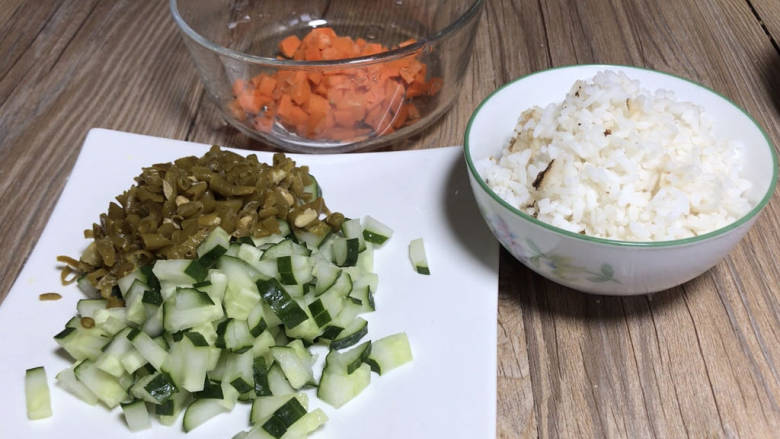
[25, 367, 52, 420]
[183, 398, 230, 432]
[366, 332, 413, 375]
[277, 255, 313, 286]
[362, 216, 393, 246]
[262, 396, 307, 438]
[293, 228, 331, 251]
[121, 399, 151, 431]
[127, 328, 168, 370]
[340, 218, 366, 252]
[332, 237, 359, 267]
[54, 321, 110, 361]
[331, 318, 368, 350]
[56, 363, 98, 405]
[270, 345, 314, 389]
[284, 408, 328, 437]
[153, 259, 196, 284]
[217, 319, 255, 353]
[247, 303, 268, 337]
[74, 360, 128, 408]
[257, 279, 308, 329]
[117, 268, 146, 296]
[131, 371, 177, 404]
[158, 390, 192, 426]
[331, 341, 372, 374]
[319, 270, 352, 299]
[408, 238, 430, 275]
[267, 364, 295, 396]
[317, 361, 371, 409]
[250, 393, 309, 426]
[52, 209, 408, 437]
[252, 357, 272, 397]
[77, 298, 107, 318]
[313, 260, 341, 294]
[198, 227, 231, 257]
[261, 239, 309, 260]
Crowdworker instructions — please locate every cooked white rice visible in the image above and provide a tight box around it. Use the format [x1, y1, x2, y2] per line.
[478, 71, 753, 241]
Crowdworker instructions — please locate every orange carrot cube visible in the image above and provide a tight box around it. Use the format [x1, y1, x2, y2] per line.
[279, 35, 302, 58]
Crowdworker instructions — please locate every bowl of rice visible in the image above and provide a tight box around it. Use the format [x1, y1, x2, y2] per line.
[464, 65, 777, 295]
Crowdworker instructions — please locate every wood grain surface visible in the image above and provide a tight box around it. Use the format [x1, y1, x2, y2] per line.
[1, 1, 778, 437]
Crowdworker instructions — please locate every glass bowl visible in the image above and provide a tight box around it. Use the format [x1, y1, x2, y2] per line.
[171, 0, 484, 153]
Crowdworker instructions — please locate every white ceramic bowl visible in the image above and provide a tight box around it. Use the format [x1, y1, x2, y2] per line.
[464, 65, 778, 295]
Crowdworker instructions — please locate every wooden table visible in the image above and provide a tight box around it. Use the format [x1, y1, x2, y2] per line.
[2, 1, 778, 437]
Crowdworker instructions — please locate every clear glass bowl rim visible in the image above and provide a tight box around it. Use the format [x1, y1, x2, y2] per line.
[169, 0, 484, 67]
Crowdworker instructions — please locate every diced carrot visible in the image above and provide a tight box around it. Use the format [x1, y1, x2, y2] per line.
[365, 103, 396, 134]
[293, 71, 308, 84]
[237, 90, 263, 114]
[406, 80, 426, 98]
[327, 87, 347, 106]
[384, 80, 406, 103]
[398, 38, 417, 48]
[333, 109, 356, 128]
[278, 94, 308, 129]
[321, 47, 341, 60]
[279, 35, 302, 58]
[322, 112, 336, 132]
[253, 115, 274, 133]
[276, 70, 296, 86]
[392, 102, 409, 129]
[335, 90, 367, 111]
[250, 74, 264, 88]
[406, 102, 421, 120]
[278, 94, 294, 116]
[325, 75, 351, 90]
[308, 71, 323, 85]
[399, 59, 423, 84]
[290, 78, 311, 106]
[382, 81, 406, 131]
[257, 75, 277, 97]
[303, 108, 327, 136]
[308, 27, 336, 50]
[230, 27, 441, 142]
[314, 80, 329, 96]
[366, 65, 382, 82]
[304, 44, 322, 61]
[364, 79, 387, 107]
[333, 37, 359, 57]
[378, 60, 402, 82]
[349, 69, 370, 88]
[333, 101, 366, 127]
[310, 27, 337, 40]
[306, 94, 330, 119]
[361, 43, 385, 56]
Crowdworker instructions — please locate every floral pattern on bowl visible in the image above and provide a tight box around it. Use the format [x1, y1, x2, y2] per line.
[487, 214, 620, 284]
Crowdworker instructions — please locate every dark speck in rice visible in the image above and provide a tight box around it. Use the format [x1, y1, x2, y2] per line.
[532, 160, 555, 190]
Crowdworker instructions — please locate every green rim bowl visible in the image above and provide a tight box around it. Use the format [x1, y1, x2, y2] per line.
[464, 64, 778, 295]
